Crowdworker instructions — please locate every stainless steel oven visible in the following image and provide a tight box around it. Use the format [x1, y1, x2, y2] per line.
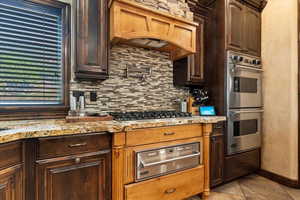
[227, 52, 263, 109]
[227, 109, 263, 155]
[135, 142, 202, 182]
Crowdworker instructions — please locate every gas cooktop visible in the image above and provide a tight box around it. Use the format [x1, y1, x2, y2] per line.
[109, 111, 192, 121]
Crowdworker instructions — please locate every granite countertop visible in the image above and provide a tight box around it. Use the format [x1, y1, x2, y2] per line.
[0, 116, 226, 144]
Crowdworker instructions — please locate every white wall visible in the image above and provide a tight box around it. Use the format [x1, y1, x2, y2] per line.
[261, 0, 298, 180]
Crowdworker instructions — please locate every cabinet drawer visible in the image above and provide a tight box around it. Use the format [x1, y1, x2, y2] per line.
[37, 133, 110, 159]
[126, 124, 202, 146]
[0, 141, 22, 170]
[125, 166, 204, 200]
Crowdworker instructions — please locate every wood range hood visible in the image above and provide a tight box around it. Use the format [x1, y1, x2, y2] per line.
[109, 0, 198, 60]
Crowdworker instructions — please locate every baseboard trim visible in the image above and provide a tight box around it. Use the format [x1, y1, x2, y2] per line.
[258, 169, 299, 188]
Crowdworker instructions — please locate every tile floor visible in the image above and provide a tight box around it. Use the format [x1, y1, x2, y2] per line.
[187, 174, 300, 200]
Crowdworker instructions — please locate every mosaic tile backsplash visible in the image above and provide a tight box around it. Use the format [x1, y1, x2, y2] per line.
[70, 45, 189, 113]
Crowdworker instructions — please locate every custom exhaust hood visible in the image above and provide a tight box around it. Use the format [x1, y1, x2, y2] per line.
[109, 0, 198, 60]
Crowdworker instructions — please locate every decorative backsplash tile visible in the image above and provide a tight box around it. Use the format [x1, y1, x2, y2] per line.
[70, 45, 189, 113]
[131, 0, 193, 20]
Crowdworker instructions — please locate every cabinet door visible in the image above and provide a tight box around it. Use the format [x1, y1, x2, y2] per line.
[75, 0, 108, 80]
[36, 151, 111, 200]
[210, 135, 224, 187]
[189, 16, 205, 84]
[244, 7, 261, 56]
[0, 165, 23, 200]
[227, 0, 244, 51]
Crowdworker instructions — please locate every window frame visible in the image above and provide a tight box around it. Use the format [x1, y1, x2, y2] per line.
[0, 0, 71, 121]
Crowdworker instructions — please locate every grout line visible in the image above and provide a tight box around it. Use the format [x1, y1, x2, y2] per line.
[237, 180, 247, 200]
[278, 184, 296, 200]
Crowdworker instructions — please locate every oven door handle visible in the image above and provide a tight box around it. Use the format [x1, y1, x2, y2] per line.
[231, 110, 264, 115]
[234, 65, 263, 72]
[140, 152, 201, 168]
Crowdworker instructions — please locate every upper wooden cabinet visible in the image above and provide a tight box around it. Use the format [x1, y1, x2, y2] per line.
[244, 7, 261, 55]
[227, 0, 261, 56]
[173, 16, 205, 86]
[227, 0, 244, 51]
[74, 0, 109, 80]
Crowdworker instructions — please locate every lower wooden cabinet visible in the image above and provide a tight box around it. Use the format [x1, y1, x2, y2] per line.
[0, 141, 23, 200]
[210, 135, 224, 187]
[36, 151, 111, 200]
[125, 166, 204, 200]
[0, 165, 23, 200]
[224, 149, 260, 182]
[210, 122, 224, 187]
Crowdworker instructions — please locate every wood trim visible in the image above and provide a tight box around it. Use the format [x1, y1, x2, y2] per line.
[298, 0, 300, 188]
[258, 169, 300, 189]
[203, 124, 212, 198]
[112, 147, 125, 200]
[24, 139, 37, 200]
[0, 0, 71, 121]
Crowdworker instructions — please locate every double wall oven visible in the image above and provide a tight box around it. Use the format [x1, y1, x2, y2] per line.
[226, 51, 263, 155]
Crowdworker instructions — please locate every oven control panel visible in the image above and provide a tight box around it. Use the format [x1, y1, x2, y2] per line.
[228, 51, 262, 68]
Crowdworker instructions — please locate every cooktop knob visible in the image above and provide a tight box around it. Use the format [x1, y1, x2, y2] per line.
[231, 55, 238, 61]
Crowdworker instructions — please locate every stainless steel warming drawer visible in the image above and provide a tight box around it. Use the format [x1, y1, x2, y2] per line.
[135, 142, 202, 182]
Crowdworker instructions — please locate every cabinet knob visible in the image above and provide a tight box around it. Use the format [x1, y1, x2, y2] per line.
[165, 188, 176, 194]
[75, 157, 81, 164]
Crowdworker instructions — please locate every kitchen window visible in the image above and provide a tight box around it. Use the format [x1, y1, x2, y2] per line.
[0, 0, 70, 120]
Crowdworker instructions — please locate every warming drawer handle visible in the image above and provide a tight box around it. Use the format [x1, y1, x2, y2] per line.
[231, 110, 264, 115]
[165, 188, 176, 194]
[68, 142, 87, 148]
[140, 152, 201, 168]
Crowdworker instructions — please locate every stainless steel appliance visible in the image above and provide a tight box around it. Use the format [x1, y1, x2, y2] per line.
[227, 52, 262, 108]
[227, 109, 263, 155]
[135, 142, 201, 182]
[226, 51, 263, 155]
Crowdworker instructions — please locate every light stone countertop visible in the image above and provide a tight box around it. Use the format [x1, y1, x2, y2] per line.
[0, 116, 226, 144]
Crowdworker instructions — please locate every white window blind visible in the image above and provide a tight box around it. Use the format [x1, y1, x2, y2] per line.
[0, 0, 63, 106]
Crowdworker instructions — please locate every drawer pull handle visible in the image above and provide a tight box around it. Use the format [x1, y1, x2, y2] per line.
[75, 157, 81, 164]
[165, 188, 176, 194]
[164, 132, 175, 136]
[68, 142, 87, 148]
[140, 152, 201, 167]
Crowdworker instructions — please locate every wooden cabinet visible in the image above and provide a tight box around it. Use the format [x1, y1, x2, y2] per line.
[0, 141, 23, 200]
[210, 135, 224, 187]
[36, 151, 111, 200]
[227, 0, 244, 52]
[244, 7, 261, 55]
[126, 124, 203, 146]
[125, 166, 204, 200]
[35, 133, 111, 200]
[173, 16, 205, 86]
[210, 122, 224, 187]
[224, 149, 260, 182]
[74, 0, 109, 80]
[227, 0, 261, 56]
[0, 165, 23, 200]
